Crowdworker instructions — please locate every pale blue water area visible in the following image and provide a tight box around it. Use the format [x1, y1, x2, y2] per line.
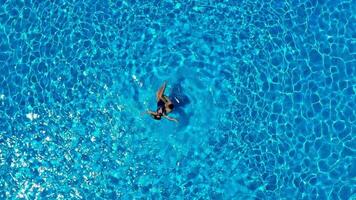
[0, 0, 355, 199]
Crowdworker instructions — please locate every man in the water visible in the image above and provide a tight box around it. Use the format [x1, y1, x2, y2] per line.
[145, 82, 178, 122]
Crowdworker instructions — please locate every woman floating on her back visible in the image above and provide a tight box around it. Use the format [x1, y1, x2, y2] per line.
[145, 82, 178, 122]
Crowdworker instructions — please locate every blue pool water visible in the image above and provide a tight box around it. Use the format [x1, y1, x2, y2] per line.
[0, 0, 355, 199]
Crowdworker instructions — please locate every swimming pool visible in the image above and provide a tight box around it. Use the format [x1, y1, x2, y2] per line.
[0, 0, 355, 199]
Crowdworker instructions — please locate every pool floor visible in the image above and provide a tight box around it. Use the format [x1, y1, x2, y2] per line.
[0, 0, 355, 199]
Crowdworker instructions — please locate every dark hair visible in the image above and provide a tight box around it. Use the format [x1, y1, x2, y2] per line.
[153, 114, 162, 120]
[168, 104, 174, 109]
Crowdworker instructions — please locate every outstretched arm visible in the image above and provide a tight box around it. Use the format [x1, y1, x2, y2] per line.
[142, 110, 156, 116]
[156, 81, 167, 101]
[146, 110, 156, 115]
[163, 115, 178, 123]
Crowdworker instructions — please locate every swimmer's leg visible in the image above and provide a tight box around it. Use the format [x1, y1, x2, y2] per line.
[156, 81, 167, 101]
[163, 95, 173, 105]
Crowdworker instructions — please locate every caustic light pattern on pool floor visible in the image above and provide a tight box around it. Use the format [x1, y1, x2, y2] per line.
[0, 0, 355, 199]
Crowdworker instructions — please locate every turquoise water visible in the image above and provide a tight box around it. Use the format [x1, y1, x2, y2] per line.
[0, 0, 355, 199]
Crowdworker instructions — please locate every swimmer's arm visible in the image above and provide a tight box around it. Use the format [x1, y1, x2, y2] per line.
[143, 110, 156, 116]
[146, 110, 156, 115]
[163, 115, 178, 123]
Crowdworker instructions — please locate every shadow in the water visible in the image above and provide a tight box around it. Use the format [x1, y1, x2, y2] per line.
[169, 79, 190, 127]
